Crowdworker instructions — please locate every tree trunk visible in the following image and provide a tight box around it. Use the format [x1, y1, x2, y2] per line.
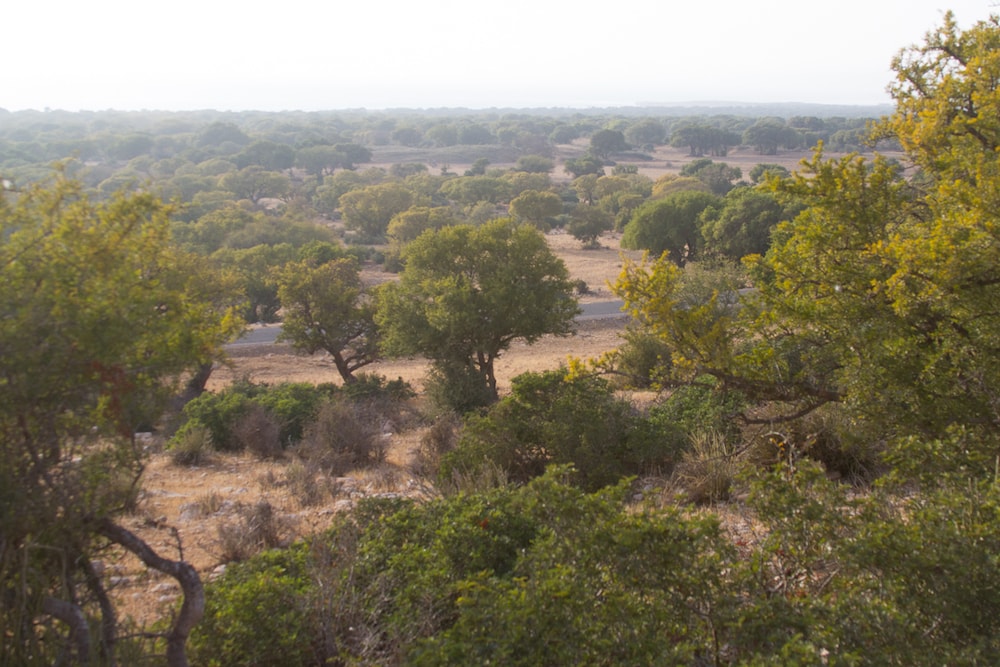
[97, 520, 204, 667]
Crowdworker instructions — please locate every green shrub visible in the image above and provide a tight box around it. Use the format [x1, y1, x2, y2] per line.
[171, 380, 338, 453]
[647, 376, 747, 444]
[191, 545, 319, 667]
[441, 369, 676, 491]
[611, 326, 673, 389]
[423, 361, 496, 415]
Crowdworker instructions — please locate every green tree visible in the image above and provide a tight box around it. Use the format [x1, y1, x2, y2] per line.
[0, 175, 242, 665]
[699, 186, 798, 259]
[377, 219, 579, 404]
[566, 204, 613, 248]
[563, 155, 605, 179]
[617, 13, 1000, 458]
[625, 118, 666, 147]
[339, 182, 423, 242]
[589, 128, 628, 160]
[514, 155, 554, 173]
[219, 166, 290, 204]
[235, 140, 296, 171]
[387, 206, 458, 245]
[276, 257, 379, 384]
[681, 159, 742, 195]
[622, 190, 719, 265]
[743, 117, 800, 155]
[509, 189, 563, 229]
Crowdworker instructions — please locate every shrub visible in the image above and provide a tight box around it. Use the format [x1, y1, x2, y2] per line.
[217, 500, 289, 563]
[647, 377, 747, 444]
[171, 380, 338, 453]
[168, 424, 213, 466]
[293, 398, 386, 476]
[411, 412, 462, 478]
[230, 402, 283, 460]
[423, 361, 496, 415]
[191, 545, 319, 667]
[672, 429, 738, 503]
[441, 369, 675, 491]
[611, 326, 674, 389]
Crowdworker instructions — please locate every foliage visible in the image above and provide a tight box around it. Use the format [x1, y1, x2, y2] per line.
[377, 218, 579, 404]
[508, 189, 562, 229]
[276, 256, 380, 384]
[173, 380, 338, 452]
[191, 545, 318, 666]
[339, 182, 424, 242]
[621, 190, 719, 265]
[442, 369, 677, 491]
[565, 204, 613, 248]
[0, 174, 241, 664]
[699, 185, 799, 260]
[615, 13, 1000, 472]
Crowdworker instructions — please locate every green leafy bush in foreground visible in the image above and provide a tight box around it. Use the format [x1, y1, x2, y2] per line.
[192, 455, 1000, 666]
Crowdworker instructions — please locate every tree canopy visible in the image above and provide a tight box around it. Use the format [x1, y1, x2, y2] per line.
[0, 174, 242, 664]
[376, 219, 579, 405]
[616, 12, 1000, 462]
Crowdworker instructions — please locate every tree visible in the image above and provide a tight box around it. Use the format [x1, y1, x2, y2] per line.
[563, 155, 605, 179]
[509, 189, 563, 229]
[621, 190, 719, 265]
[514, 155, 554, 173]
[625, 118, 666, 147]
[680, 159, 742, 195]
[376, 219, 579, 404]
[235, 140, 296, 171]
[386, 205, 458, 245]
[219, 166, 290, 203]
[276, 257, 380, 384]
[699, 186, 798, 260]
[295, 145, 351, 180]
[589, 128, 628, 160]
[616, 13, 1000, 460]
[566, 204, 613, 248]
[0, 175, 242, 665]
[743, 118, 800, 155]
[339, 182, 423, 242]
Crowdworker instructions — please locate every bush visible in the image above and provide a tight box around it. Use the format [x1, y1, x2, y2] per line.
[647, 377, 747, 444]
[423, 361, 496, 415]
[611, 326, 674, 389]
[216, 500, 289, 563]
[171, 380, 338, 453]
[293, 398, 386, 476]
[191, 545, 319, 667]
[168, 424, 213, 466]
[230, 402, 283, 460]
[441, 369, 676, 491]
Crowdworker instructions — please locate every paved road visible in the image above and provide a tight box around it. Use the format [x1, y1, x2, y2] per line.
[228, 300, 627, 347]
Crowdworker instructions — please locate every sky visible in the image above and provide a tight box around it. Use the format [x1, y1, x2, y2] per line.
[3, 1, 996, 112]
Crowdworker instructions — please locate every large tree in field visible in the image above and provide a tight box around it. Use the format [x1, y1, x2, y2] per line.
[615, 12, 1000, 464]
[376, 219, 579, 404]
[276, 256, 380, 384]
[621, 190, 719, 266]
[0, 175, 243, 665]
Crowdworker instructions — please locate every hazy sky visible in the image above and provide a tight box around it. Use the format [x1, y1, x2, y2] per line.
[3, 1, 996, 112]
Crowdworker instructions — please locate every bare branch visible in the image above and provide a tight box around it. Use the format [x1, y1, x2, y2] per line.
[96, 519, 204, 667]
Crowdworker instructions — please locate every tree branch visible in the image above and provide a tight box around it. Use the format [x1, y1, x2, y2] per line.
[96, 519, 204, 667]
[42, 595, 91, 665]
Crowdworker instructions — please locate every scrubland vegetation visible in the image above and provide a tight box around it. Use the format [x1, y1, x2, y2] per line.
[5, 11, 1000, 665]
